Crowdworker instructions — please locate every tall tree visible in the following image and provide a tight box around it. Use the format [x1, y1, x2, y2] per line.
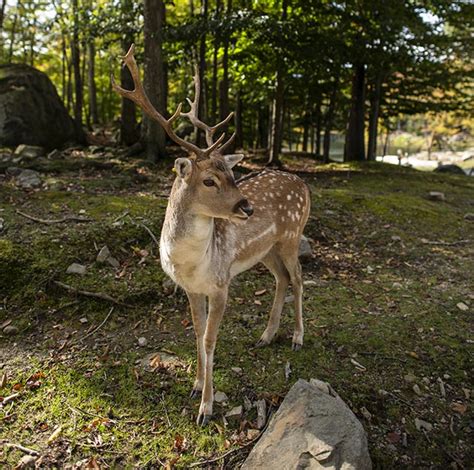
[344, 63, 366, 161]
[268, 0, 289, 167]
[142, 0, 167, 161]
[71, 0, 83, 136]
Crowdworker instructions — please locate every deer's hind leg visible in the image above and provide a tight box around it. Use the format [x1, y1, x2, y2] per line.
[256, 249, 291, 347]
[278, 243, 304, 351]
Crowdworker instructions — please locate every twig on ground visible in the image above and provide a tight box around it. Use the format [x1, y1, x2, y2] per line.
[359, 352, 407, 363]
[421, 238, 471, 246]
[66, 402, 117, 423]
[140, 222, 159, 246]
[4, 442, 40, 456]
[16, 210, 91, 225]
[189, 410, 274, 468]
[77, 307, 114, 343]
[53, 281, 129, 307]
[1, 392, 20, 406]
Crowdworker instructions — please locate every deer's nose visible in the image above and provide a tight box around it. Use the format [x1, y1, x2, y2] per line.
[238, 199, 253, 217]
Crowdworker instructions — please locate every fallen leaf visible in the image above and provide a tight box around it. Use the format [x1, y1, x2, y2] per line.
[451, 402, 467, 414]
[254, 289, 267, 296]
[254, 299, 262, 306]
[47, 425, 63, 444]
[180, 319, 190, 328]
[386, 432, 401, 444]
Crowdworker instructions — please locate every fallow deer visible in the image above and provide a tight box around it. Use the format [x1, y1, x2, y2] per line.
[112, 45, 311, 426]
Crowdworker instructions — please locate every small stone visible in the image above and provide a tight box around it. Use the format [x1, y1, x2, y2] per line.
[16, 169, 42, 189]
[428, 191, 445, 201]
[404, 373, 416, 383]
[392, 282, 403, 289]
[415, 418, 433, 432]
[298, 235, 312, 259]
[106, 256, 120, 268]
[247, 429, 260, 440]
[360, 407, 372, 421]
[66, 263, 87, 275]
[138, 337, 147, 347]
[378, 389, 388, 397]
[456, 302, 469, 312]
[14, 144, 45, 159]
[162, 278, 176, 296]
[225, 405, 243, 419]
[3, 325, 19, 335]
[243, 396, 252, 411]
[214, 391, 228, 403]
[413, 384, 422, 396]
[231, 367, 242, 374]
[15, 454, 37, 468]
[463, 213, 474, 221]
[96, 245, 110, 262]
[79, 317, 88, 324]
[391, 235, 401, 242]
[303, 280, 317, 287]
[284, 295, 294, 303]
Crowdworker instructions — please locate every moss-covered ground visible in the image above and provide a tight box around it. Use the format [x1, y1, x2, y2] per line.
[0, 148, 473, 468]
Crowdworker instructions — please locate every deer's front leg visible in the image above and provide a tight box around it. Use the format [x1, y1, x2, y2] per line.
[197, 288, 227, 426]
[186, 292, 207, 398]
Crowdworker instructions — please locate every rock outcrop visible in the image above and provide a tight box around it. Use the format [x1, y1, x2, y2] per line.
[0, 64, 81, 149]
[242, 378, 372, 470]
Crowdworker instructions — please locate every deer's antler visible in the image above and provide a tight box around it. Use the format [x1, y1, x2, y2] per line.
[111, 44, 225, 159]
[181, 66, 236, 152]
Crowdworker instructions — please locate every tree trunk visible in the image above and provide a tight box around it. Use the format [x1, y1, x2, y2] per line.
[267, 0, 288, 166]
[344, 63, 366, 162]
[88, 40, 99, 125]
[219, 0, 232, 124]
[315, 102, 322, 157]
[211, 1, 221, 123]
[8, 11, 18, 63]
[61, 32, 67, 103]
[323, 75, 339, 163]
[196, 0, 208, 146]
[302, 110, 309, 153]
[120, 0, 138, 145]
[235, 88, 243, 149]
[71, 0, 83, 135]
[367, 71, 382, 161]
[142, 0, 167, 162]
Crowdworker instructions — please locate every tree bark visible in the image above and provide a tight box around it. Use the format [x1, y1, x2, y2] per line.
[367, 71, 382, 161]
[315, 102, 322, 157]
[196, 0, 208, 146]
[344, 63, 366, 161]
[219, 0, 232, 124]
[302, 110, 309, 153]
[142, 0, 167, 162]
[120, 0, 138, 145]
[267, 0, 288, 166]
[323, 75, 339, 163]
[71, 0, 83, 135]
[88, 40, 99, 125]
[235, 88, 243, 149]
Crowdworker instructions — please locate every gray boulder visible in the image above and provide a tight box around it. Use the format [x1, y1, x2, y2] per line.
[242, 379, 372, 470]
[299, 235, 313, 259]
[15, 169, 42, 189]
[0, 64, 82, 149]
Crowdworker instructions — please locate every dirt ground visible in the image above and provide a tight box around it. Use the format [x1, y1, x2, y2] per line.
[0, 148, 473, 468]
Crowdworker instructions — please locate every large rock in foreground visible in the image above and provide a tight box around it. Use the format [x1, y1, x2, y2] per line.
[0, 64, 80, 149]
[242, 379, 372, 470]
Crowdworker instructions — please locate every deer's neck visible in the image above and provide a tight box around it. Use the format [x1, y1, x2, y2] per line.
[160, 182, 234, 292]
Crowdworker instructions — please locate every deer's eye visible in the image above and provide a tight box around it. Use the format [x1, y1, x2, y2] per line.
[203, 179, 215, 187]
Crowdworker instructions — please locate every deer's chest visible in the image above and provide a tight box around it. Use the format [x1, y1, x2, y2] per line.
[160, 236, 228, 295]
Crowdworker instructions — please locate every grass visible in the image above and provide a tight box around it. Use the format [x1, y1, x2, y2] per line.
[0, 151, 473, 468]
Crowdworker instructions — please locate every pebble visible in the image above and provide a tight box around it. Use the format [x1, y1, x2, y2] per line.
[214, 391, 228, 403]
[415, 418, 433, 432]
[225, 405, 243, 419]
[96, 245, 111, 262]
[138, 337, 147, 347]
[456, 302, 469, 312]
[463, 213, 474, 221]
[413, 384, 422, 396]
[428, 191, 445, 201]
[66, 263, 87, 275]
[79, 317, 88, 324]
[231, 367, 242, 374]
[3, 325, 19, 336]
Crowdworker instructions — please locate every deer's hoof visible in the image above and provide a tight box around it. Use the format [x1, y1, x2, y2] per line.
[292, 342, 303, 352]
[196, 413, 212, 426]
[190, 389, 202, 399]
[255, 339, 269, 348]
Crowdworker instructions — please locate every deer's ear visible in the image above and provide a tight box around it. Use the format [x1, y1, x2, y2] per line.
[223, 154, 244, 169]
[174, 158, 193, 180]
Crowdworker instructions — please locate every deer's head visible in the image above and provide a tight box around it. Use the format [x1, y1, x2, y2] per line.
[112, 44, 253, 222]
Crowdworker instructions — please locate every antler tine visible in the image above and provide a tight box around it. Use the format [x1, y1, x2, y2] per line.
[181, 66, 235, 150]
[112, 44, 206, 158]
[218, 132, 236, 154]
